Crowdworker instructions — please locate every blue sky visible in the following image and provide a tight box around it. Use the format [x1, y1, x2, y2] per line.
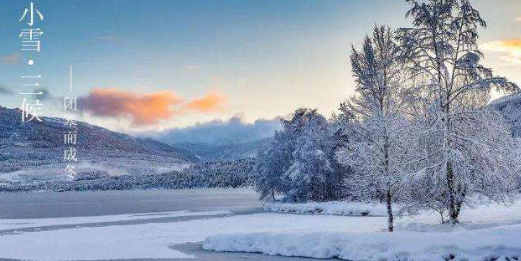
[0, 0, 520, 132]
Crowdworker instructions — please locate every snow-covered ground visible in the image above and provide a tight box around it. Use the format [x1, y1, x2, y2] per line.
[1, 190, 520, 261]
[204, 225, 521, 261]
[205, 200, 521, 261]
[264, 201, 388, 216]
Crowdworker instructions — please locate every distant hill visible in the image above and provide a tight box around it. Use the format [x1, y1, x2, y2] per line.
[0, 106, 198, 183]
[0, 106, 197, 160]
[491, 92, 521, 138]
[174, 138, 272, 161]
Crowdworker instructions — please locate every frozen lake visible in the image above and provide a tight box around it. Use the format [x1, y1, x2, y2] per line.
[0, 188, 261, 219]
[0, 189, 323, 261]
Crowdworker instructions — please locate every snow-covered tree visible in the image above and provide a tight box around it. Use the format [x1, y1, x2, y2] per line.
[397, 0, 520, 224]
[284, 109, 334, 202]
[254, 132, 293, 201]
[336, 26, 413, 232]
[255, 108, 344, 202]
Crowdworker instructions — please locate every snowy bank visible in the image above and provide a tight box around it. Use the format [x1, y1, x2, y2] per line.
[264, 201, 388, 216]
[203, 226, 521, 261]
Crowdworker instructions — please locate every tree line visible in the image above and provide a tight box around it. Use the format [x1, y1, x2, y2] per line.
[0, 158, 255, 192]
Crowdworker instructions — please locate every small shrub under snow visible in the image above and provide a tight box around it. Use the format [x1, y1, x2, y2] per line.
[264, 201, 388, 216]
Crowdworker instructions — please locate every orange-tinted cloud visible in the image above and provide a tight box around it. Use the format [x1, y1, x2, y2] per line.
[79, 88, 226, 126]
[481, 39, 521, 65]
[2, 53, 20, 64]
[80, 88, 182, 126]
[495, 39, 521, 49]
[184, 92, 226, 113]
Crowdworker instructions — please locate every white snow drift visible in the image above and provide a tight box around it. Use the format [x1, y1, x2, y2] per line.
[203, 226, 521, 261]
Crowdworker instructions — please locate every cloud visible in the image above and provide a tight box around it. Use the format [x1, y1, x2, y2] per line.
[184, 92, 226, 113]
[0, 85, 14, 95]
[31, 87, 56, 101]
[79, 88, 182, 126]
[78, 88, 226, 126]
[481, 39, 521, 65]
[2, 53, 20, 64]
[0, 85, 54, 99]
[148, 115, 282, 145]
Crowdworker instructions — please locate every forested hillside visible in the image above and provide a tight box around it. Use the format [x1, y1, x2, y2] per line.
[0, 106, 198, 183]
[492, 93, 521, 137]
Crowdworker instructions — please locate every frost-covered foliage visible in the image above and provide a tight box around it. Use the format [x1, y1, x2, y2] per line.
[404, 110, 520, 222]
[254, 135, 292, 201]
[284, 111, 336, 202]
[491, 92, 521, 138]
[264, 201, 388, 217]
[335, 26, 413, 231]
[182, 158, 255, 188]
[396, 0, 520, 224]
[255, 108, 347, 202]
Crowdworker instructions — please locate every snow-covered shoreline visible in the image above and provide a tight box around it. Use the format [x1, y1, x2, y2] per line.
[203, 226, 521, 261]
[264, 201, 389, 216]
[204, 200, 521, 261]
[0, 210, 231, 231]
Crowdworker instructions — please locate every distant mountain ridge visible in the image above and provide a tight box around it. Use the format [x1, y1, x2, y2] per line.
[0, 106, 197, 161]
[0, 106, 200, 183]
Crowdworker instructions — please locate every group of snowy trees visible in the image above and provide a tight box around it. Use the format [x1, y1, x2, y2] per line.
[255, 108, 347, 202]
[255, 0, 521, 231]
